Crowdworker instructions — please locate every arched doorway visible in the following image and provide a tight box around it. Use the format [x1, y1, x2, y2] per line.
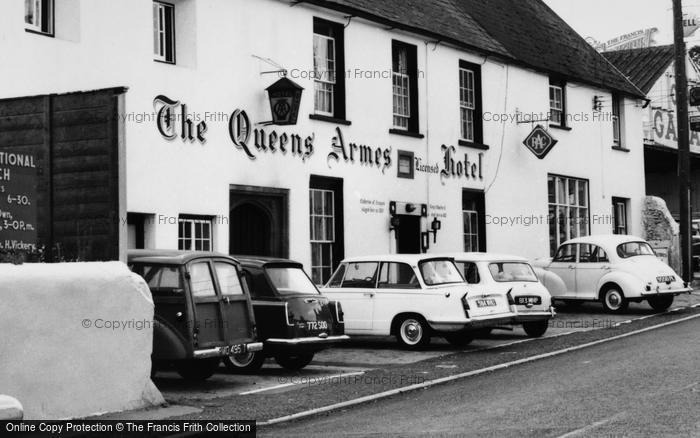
[229, 202, 272, 256]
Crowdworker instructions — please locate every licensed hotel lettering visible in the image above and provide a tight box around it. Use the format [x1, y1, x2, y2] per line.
[440, 145, 483, 183]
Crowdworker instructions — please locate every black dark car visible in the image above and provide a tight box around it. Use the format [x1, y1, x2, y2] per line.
[128, 250, 262, 380]
[223, 257, 349, 371]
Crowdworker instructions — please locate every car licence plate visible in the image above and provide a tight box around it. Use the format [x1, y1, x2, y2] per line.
[516, 296, 542, 305]
[657, 275, 675, 283]
[476, 299, 497, 308]
[224, 344, 244, 355]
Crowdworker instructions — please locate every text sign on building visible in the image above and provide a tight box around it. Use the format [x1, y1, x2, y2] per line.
[523, 125, 558, 159]
[690, 115, 700, 132]
[0, 152, 38, 251]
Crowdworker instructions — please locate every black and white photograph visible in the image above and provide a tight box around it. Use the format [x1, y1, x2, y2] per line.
[1, 0, 700, 436]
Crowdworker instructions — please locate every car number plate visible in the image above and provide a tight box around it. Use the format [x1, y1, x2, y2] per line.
[306, 321, 329, 331]
[226, 344, 244, 355]
[476, 299, 497, 308]
[657, 275, 675, 283]
[516, 296, 542, 305]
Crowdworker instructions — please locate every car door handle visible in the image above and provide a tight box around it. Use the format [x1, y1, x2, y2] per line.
[363, 292, 375, 297]
[568, 265, 575, 269]
[601, 266, 611, 270]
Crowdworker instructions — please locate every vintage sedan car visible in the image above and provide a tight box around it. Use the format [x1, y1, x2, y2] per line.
[320, 255, 517, 348]
[128, 250, 263, 380]
[533, 235, 693, 313]
[447, 253, 555, 337]
[224, 257, 349, 372]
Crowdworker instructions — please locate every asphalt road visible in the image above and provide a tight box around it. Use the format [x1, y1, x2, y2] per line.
[261, 315, 700, 437]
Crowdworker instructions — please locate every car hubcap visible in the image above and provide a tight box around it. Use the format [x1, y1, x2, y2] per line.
[402, 319, 422, 344]
[606, 291, 621, 309]
[229, 352, 254, 367]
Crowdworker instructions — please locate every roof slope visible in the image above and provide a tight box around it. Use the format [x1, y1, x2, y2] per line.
[602, 45, 675, 94]
[301, 0, 645, 97]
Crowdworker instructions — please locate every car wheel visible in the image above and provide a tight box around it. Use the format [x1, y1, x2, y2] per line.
[396, 316, 431, 348]
[222, 351, 266, 373]
[472, 328, 492, 338]
[648, 295, 674, 312]
[274, 353, 315, 371]
[443, 332, 474, 347]
[175, 358, 220, 381]
[523, 320, 549, 338]
[601, 286, 628, 314]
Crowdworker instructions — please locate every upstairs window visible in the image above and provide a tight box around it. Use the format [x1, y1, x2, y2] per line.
[459, 61, 483, 144]
[313, 18, 346, 120]
[391, 41, 419, 134]
[25, 0, 53, 35]
[549, 79, 566, 127]
[612, 94, 625, 148]
[153, 1, 175, 63]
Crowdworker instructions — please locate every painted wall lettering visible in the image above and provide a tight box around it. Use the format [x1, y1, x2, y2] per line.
[153, 95, 208, 143]
[440, 145, 483, 183]
[327, 127, 392, 173]
[228, 109, 314, 161]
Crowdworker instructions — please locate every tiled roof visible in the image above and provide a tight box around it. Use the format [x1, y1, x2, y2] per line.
[602, 45, 675, 94]
[301, 0, 646, 98]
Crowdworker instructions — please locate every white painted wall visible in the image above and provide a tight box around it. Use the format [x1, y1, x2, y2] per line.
[0, 0, 647, 268]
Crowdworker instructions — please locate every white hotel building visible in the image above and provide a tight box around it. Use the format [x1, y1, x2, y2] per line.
[0, 0, 647, 283]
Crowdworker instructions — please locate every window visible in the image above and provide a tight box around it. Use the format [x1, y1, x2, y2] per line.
[341, 262, 379, 288]
[548, 175, 589, 256]
[579, 244, 609, 263]
[25, 0, 53, 35]
[612, 197, 629, 235]
[397, 150, 414, 179]
[488, 262, 538, 282]
[267, 267, 320, 295]
[463, 190, 486, 252]
[549, 80, 565, 126]
[189, 262, 216, 298]
[153, 1, 175, 63]
[391, 41, 419, 133]
[612, 94, 624, 148]
[617, 242, 656, 259]
[553, 244, 577, 263]
[327, 263, 346, 288]
[313, 18, 345, 119]
[419, 260, 463, 286]
[459, 61, 483, 143]
[455, 261, 480, 284]
[178, 216, 212, 251]
[214, 262, 244, 296]
[310, 176, 344, 285]
[137, 264, 183, 297]
[377, 263, 420, 289]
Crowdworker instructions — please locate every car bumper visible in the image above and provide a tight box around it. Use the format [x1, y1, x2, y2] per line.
[641, 287, 693, 297]
[428, 315, 517, 332]
[193, 341, 264, 359]
[264, 335, 350, 353]
[513, 307, 556, 323]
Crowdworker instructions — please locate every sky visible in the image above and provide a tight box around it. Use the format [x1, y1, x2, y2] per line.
[543, 0, 680, 46]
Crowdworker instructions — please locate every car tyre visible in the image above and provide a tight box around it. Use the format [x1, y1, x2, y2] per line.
[648, 295, 674, 312]
[443, 332, 474, 347]
[523, 320, 549, 337]
[472, 328, 492, 338]
[175, 358, 220, 381]
[274, 353, 315, 371]
[601, 286, 628, 314]
[396, 316, 431, 349]
[223, 351, 266, 373]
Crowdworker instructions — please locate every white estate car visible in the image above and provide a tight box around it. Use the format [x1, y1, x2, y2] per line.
[320, 255, 517, 348]
[534, 235, 693, 313]
[446, 253, 555, 337]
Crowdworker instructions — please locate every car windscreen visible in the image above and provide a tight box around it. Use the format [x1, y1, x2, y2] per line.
[419, 259, 464, 286]
[488, 262, 538, 282]
[616, 242, 656, 259]
[266, 267, 320, 296]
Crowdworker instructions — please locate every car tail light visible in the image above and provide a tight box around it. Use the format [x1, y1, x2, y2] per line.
[506, 288, 515, 305]
[334, 301, 345, 324]
[461, 293, 470, 318]
[284, 302, 294, 326]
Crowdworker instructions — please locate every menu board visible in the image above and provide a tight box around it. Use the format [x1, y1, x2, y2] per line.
[0, 152, 38, 252]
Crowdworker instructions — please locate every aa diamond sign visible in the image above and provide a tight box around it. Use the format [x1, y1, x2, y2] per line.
[523, 125, 558, 159]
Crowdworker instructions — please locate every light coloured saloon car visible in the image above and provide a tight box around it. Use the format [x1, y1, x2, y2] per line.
[534, 235, 693, 313]
[447, 253, 555, 337]
[320, 255, 517, 348]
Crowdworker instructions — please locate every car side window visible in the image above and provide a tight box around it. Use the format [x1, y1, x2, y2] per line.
[455, 262, 480, 284]
[214, 262, 244, 296]
[327, 264, 346, 288]
[341, 262, 379, 288]
[189, 262, 217, 298]
[553, 244, 576, 263]
[377, 263, 420, 289]
[136, 264, 183, 297]
[579, 244, 609, 263]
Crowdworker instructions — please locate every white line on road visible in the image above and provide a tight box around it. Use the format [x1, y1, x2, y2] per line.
[240, 371, 366, 395]
[556, 412, 628, 438]
[259, 312, 700, 427]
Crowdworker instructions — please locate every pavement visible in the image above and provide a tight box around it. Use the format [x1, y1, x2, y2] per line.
[261, 314, 700, 437]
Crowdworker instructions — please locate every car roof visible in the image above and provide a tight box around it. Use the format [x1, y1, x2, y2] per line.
[341, 254, 454, 264]
[438, 252, 530, 263]
[127, 249, 238, 264]
[233, 255, 303, 269]
[561, 235, 645, 247]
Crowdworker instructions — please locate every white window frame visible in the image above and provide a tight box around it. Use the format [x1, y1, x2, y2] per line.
[460, 67, 476, 142]
[25, 0, 53, 34]
[549, 84, 564, 126]
[463, 210, 479, 252]
[310, 188, 335, 285]
[612, 94, 623, 147]
[392, 46, 411, 130]
[313, 33, 336, 117]
[153, 1, 175, 63]
[178, 217, 213, 252]
[548, 175, 589, 255]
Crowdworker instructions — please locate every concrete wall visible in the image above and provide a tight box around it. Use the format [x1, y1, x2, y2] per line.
[0, 262, 164, 420]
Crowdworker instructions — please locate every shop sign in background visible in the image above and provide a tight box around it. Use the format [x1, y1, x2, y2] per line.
[0, 154, 38, 251]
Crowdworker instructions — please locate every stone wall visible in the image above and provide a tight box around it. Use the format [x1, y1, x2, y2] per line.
[642, 196, 681, 272]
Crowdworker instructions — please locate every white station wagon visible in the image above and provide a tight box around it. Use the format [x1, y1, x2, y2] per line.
[534, 235, 693, 313]
[320, 255, 517, 348]
[446, 253, 555, 337]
